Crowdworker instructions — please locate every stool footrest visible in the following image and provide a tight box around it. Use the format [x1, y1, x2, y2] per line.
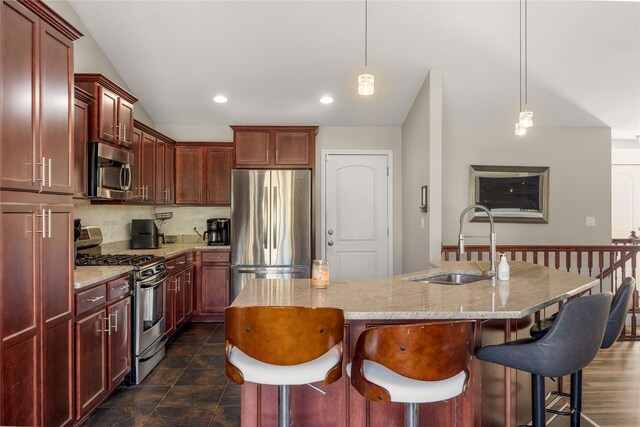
[545, 407, 575, 416]
[550, 391, 570, 398]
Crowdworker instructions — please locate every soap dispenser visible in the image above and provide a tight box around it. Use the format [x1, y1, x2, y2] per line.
[497, 253, 510, 281]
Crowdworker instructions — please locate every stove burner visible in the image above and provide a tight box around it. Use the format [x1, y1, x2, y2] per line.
[76, 253, 157, 266]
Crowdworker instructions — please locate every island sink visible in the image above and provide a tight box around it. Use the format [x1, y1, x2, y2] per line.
[406, 272, 490, 285]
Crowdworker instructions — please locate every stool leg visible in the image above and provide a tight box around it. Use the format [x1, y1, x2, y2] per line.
[405, 402, 419, 427]
[531, 374, 545, 427]
[278, 384, 291, 427]
[570, 370, 582, 427]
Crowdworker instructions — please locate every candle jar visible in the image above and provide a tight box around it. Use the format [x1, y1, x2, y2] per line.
[311, 260, 329, 289]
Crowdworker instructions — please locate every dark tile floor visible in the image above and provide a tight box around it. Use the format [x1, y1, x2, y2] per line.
[81, 323, 241, 427]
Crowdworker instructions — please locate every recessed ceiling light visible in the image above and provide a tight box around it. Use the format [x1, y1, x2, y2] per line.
[319, 96, 334, 104]
[213, 95, 228, 104]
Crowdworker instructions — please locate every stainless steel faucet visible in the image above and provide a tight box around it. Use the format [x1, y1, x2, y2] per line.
[458, 204, 496, 280]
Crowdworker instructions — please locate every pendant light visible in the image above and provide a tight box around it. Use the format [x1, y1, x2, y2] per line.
[357, 0, 374, 96]
[516, 0, 533, 135]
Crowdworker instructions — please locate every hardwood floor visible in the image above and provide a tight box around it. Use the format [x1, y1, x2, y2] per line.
[581, 340, 640, 427]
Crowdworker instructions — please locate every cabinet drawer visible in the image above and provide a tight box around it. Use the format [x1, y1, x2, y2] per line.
[185, 252, 194, 266]
[107, 276, 131, 302]
[202, 251, 230, 263]
[76, 285, 107, 316]
[174, 255, 187, 271]
[165, 257, 178, 274]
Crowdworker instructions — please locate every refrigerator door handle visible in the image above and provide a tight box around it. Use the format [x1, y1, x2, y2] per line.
[263, 185, 269, 250]
[273, 186, 278, 250]
[236, 268, 305, 274]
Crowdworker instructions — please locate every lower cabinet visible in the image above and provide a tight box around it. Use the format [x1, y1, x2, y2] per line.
[193, 250, 230, 322]
[74, 276, 131, 422]
[165, 252, 194, 338]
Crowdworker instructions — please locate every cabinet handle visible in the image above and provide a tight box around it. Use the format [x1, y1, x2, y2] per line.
[36, 209, 49, 238]
[84, 295, 104, 303]
[186, 271, 191, 285]
[177, 261, 186, 265]
[46, 158, 52, 187]
[103, 315, 111, 335]
[177, 277, 181, 292]
[110, 310, 118, 333]
[145, 186, 149, 200]
[112, 284, 130, 291]
[166, 265, 176, 270]
[36, 156, 46, 186]
[47, 209, 52, 238]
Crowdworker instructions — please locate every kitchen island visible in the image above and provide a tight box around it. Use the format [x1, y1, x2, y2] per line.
[231, 261, 599, 426]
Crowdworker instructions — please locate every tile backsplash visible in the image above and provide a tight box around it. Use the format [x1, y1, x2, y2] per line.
[74, 203, 230, 244]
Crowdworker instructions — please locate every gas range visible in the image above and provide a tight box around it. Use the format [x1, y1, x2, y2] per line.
[75, 253, 161, 267]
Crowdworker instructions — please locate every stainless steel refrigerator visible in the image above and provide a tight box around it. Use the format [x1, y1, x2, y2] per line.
[230, 169, 311, 300]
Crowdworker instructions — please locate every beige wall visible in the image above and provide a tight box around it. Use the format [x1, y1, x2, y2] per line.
[45, 0, 155, 126]
[442, 126, 612, 246]
[401, 70, 443, 272]
[316, 127, 403, 275]
[155, 125, 233, 142]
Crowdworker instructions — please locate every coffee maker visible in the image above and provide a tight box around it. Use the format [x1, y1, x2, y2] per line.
[203, 218, 230, 246]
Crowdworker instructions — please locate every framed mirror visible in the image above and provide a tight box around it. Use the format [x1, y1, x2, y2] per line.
[469, 165, 549, 223]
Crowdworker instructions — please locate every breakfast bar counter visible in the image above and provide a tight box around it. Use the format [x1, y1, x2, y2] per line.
[231, 261, 599, 426]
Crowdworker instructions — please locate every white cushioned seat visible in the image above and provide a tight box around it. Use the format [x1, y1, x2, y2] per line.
[229, 343, 342, 385]
[347, 361, 467, 404]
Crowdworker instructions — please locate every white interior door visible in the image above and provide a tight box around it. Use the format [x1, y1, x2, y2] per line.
[612, 165, 640, 238]
[324, 153, 390, 280]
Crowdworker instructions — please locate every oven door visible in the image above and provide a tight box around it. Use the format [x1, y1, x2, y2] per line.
[135, 272, 167, 355]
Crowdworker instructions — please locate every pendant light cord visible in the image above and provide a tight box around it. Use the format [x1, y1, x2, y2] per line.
[524, 0, 528, 107]
[364, 0, 368, 68]
[519, 0, 522, 112]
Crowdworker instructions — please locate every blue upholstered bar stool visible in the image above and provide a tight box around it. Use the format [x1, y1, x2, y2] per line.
[528, 277, 635, 426]
[224, 306, 344, 427]
[476, 293, 612, 427]
[347, 321, 475, 427]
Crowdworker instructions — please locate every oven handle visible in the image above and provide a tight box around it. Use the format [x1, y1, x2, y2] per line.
[139, 272, 169, 289]
[139, 335, 168, 362]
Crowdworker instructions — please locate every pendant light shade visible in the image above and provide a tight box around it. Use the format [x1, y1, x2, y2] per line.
[358, 0, 374, 96]
[358, 74, 374, 96]
[519, 110, 533, 128]
[515, 122, 527, 136]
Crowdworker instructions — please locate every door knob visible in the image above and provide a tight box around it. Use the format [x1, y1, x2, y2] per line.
[328, 241, 334, 246]
[328, 229, 334, 235]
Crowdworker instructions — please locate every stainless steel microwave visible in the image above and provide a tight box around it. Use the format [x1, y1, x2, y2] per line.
[88, 142, 134, 200]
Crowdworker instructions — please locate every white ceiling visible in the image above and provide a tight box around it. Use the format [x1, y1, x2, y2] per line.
[68, 0, 640, 139]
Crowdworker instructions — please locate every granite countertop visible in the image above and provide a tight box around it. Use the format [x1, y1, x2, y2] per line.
[231, 261, 599, 320]
[73, 244, 231, 290]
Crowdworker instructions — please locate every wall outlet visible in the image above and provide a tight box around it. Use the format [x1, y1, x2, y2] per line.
[585, 216, 596, 227]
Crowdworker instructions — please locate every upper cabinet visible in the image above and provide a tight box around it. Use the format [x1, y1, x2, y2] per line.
[130, 120, 174, 205]
[1, 0, 80, 195]
[175, 143, 233, 206]
[74, 74, 138, 150]
[231, 126, 317, 169]
[73, 87, 93, 198]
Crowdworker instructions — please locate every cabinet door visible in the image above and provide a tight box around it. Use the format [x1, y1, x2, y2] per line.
[97, 87, 118, 145]
[200, 265, 229, 315]
[43, 319, 73, 427]
[274, 131, 310, 166]
[75, 310, 107, 420]
[205, 147, 233, 206]
[174, 146, 204, 205]
[130, 127, 143, 203]
[165, 275, 176, 337]
[40, 22, 73, 194]
[155, 141, 167, 204]
[185, 267, 194, 318]
[107, 297, 131, 391]
[234, 131, 270, 167]
[141, 133, 156, 203]
[1, 1, 38, 191]
[117, 98, 134, 150]
[175, 270, 186, 328]
[1, 198, 39, 426]
[165, 143, 174, 204]
[73, 95, 89, 198]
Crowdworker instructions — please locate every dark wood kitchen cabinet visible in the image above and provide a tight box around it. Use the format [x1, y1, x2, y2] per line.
[1, 191, 75, 427]
[174, 142, 233, 206]
[1, 0, 79, 195]
[74, 275, 131, 422]
[0, 2, 80, 425]
[75, 74, 137, 150]
[165, 253, 193, 338]
[130, 120, 175, 205]
[73, 87, 93, 198]
[231, 126, 317, 169]
[193, 250, 230, 322]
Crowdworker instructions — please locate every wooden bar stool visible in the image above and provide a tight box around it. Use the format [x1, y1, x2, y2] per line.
[225, 306, 344, 427]
[347, 321, 475, 427]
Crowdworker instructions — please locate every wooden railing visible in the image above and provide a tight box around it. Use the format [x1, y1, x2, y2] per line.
[441, 244, 640, 340]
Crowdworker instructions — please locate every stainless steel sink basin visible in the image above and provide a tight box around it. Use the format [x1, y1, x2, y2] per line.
[407, 273, 491, 285]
